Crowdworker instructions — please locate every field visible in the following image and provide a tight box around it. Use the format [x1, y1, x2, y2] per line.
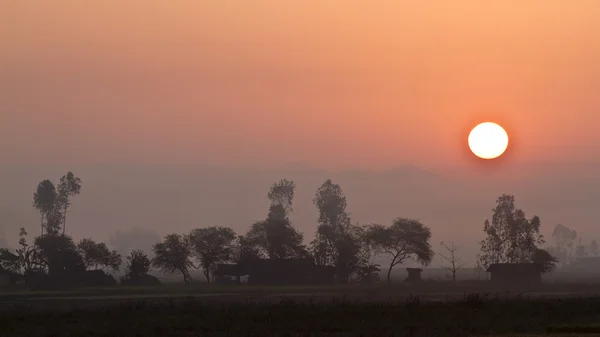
[4, 283, 600, 336]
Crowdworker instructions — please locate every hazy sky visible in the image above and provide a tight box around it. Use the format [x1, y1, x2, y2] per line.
[3, 1, 600, 170]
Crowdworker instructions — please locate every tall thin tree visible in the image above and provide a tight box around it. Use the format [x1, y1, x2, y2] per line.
[33, 180, 58, 236]
[57, 172, 82, 235]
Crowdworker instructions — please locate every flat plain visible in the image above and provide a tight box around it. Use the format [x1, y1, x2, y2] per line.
[3, 283, 600, 336]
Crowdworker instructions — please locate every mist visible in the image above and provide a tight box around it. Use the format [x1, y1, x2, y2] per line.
[2, 160, 600, 268]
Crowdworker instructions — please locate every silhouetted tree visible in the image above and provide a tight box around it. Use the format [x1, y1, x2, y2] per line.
[0, 249, 20, 273]
[366, 218, 434, 283]
[35, 234, 85, 276]
[590, 240, 598, 257]
[188, 226, 236, 283]
[311, 180, 371, 283]
[575, 238, 588, 259]
[478, 194, 545, 269]
[438, 241, 466, 284]
[10, 227, 44, 274]
[246, 180, 308, 259]
[77, 238, 97, 268]
[56, 172, 82, 235]
[0, 230, 20, 274]
[231, 235, 261, 275]
[357, 263, 381, 283]
[552, 224, 577, 267]
[105, 251, 122, 273]
[533, 248, 558, 273]
[32, 173, 82, 237]
[311, 179, 349, 267]
[125, 250, 151, 279]
[33, 180, 58, 236]
[267, 179, 296, 218]
[152, 234, 194, 283]
[77, 238, 121, 272]
[225, 235, 262, 283]
[246, 210, 309, 259]
[333, 223, 371, 283]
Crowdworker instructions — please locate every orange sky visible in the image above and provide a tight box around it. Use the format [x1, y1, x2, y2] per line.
[3, 1, 600, 170]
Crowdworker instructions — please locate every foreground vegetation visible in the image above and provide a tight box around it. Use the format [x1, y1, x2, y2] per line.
[7, 281, 600, 302]
[3, 294, 600, 336]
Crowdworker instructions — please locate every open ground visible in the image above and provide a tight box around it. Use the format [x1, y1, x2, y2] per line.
[4, 283, 600, 336]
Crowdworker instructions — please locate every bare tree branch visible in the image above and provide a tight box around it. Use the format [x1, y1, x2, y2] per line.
[438, 241, 466, 284]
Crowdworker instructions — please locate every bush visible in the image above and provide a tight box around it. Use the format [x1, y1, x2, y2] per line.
[120, 274, 161, 286]
[25, 270, 117, 290]
[81, 270, 117, 287]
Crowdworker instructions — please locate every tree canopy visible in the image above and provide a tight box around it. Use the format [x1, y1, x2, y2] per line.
[188, 226, 237, 283]
[32, 173, 82, 237]
[152, 234, 194, 283]
[77, 238, 122, 272]
[124, 250, 152, 279]
[267, 179, 296, 217]
[57, 172, 82, 235]
[245, 180, 309, 259]
[366, 218, 434, 283]
[477, 194, 555, 273]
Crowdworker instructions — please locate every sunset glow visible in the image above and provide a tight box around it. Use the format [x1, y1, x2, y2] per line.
[468, 122, 509, 159]
[3, 1, 600, 169]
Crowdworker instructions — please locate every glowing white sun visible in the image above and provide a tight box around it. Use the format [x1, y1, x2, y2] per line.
[468, 122, 509, 159]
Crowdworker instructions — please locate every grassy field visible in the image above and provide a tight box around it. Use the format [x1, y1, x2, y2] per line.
[4, 283, 600, 336]
[4, 281, 600, 302]
[3, 293, 600, 336]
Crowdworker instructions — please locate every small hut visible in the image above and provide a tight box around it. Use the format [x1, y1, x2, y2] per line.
[213, 259, 336, 285]
[213, 264, 247, 284]
[248, 258, 318, 285]
[405, 268, 423, 283]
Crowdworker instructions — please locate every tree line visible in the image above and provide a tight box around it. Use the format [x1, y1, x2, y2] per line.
[0, 172, 563, 286]
[138, 178, 436, 284]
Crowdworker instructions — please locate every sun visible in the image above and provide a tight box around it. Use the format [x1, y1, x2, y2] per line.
[468, 122, 509, 159]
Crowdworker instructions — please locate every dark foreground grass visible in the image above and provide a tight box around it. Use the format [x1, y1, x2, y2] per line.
[4, 281, 600, 302]
[2, 294, 600, 337]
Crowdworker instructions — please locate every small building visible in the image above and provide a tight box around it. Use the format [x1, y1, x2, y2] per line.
[214, 258, 336, 285]
[405, 268, 423, 283]
[486, 263, 543, 285]
[213, 263, 247, 283]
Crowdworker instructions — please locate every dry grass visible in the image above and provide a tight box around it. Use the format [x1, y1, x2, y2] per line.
[2, 293, 600, 336]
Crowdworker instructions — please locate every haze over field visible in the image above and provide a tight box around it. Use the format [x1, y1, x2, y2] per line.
[3, 1, 600, 266]
[1, 161, 600, 266]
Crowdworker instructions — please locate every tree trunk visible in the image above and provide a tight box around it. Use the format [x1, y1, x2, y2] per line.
[62, 205, 68, 235]
[204, 270, 210, 284]
[387, 263, 394, 283]
[40, 214, 44, 237]
[452, 271, 456, 284]
[181, 270, 190, 284]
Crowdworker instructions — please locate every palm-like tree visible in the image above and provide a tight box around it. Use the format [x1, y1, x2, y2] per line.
[358, 263, 381, 283]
